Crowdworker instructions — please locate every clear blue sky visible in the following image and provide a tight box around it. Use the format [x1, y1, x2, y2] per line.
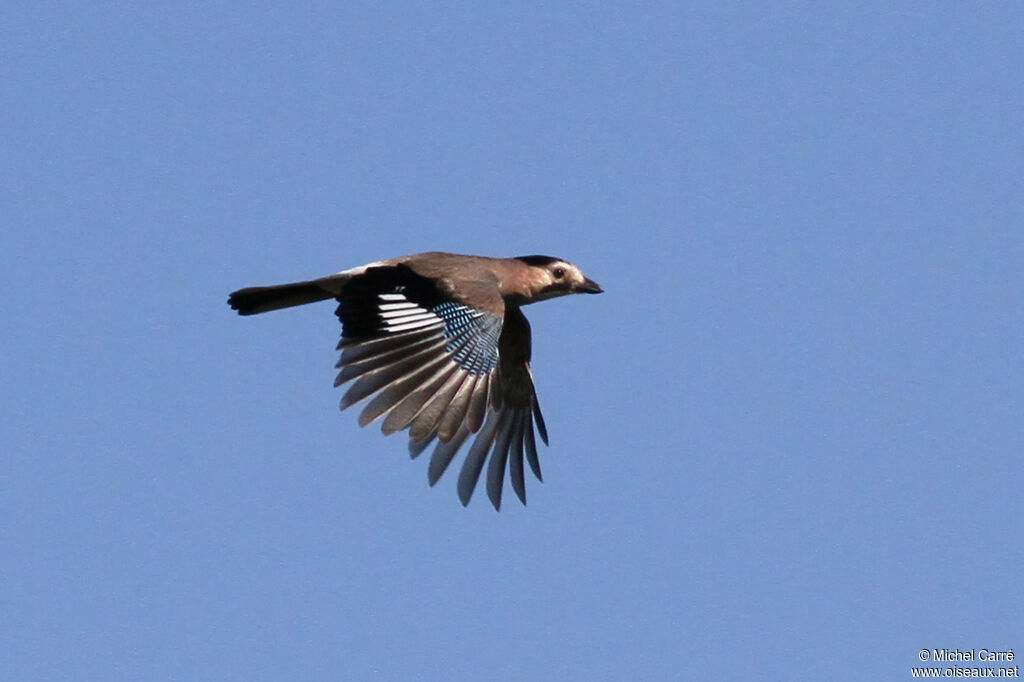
[4, 3, 1022, 680]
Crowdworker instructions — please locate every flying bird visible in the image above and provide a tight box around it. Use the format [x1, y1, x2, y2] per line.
[228, 252, 602, 509]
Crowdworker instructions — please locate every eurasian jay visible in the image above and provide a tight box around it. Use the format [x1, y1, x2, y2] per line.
[228, 252, 602, 509]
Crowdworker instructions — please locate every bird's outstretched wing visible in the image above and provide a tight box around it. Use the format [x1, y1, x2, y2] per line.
[334, 265, 547, 509]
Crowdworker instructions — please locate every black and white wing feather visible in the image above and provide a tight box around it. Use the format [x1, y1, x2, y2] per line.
[333, 265, 547, 509]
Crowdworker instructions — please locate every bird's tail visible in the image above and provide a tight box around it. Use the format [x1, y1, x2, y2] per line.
[228, 279, 337, 315]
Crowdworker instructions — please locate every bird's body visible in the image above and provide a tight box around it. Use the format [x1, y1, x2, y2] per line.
[228, 251, 601, 509]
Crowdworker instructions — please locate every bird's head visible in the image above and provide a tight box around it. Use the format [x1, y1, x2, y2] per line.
[513, 255, 603, 303]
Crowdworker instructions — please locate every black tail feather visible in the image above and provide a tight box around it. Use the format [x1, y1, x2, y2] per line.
[228, 281, 335, 315]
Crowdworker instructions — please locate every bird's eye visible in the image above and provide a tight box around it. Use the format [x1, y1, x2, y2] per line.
[553, 267, 566, 279]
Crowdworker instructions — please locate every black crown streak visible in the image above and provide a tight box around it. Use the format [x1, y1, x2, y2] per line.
[514, 255, 561, 267]
[334, 264, 446, 340]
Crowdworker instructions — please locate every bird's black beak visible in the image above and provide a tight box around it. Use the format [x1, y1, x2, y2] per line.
[578, 277, 603, 294]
